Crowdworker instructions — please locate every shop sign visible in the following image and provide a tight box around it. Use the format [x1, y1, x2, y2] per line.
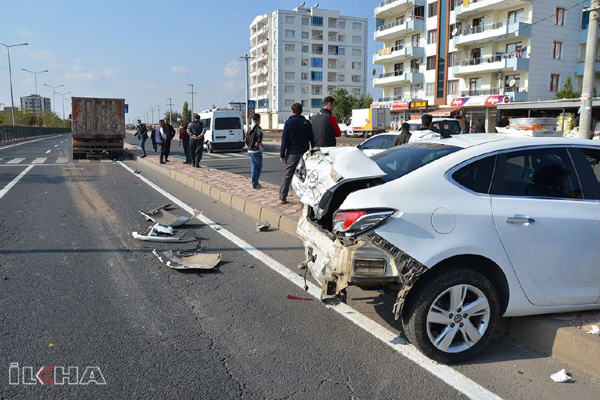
[392, 101, 409, 111]
[450, 96, 511, 108]
[484, 95, 511, 106]
[410, 100, 428, 109]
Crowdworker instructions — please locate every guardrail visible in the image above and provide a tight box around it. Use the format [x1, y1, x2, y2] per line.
[0, 126, 70, 143]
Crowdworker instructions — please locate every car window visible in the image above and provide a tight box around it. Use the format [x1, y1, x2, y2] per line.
[492, 148, 583, 199]
[201, 118, 211, 130]
[433, 121, 461, 136]
[452, 155, 497, 194]
[371, 143, 461, 183]
[408, 123, 423, 131]
[382, 135, 397, 149]
[580, 148, 600, 185]
[361, 134, 388, 150]
[214, 117, 241, 130]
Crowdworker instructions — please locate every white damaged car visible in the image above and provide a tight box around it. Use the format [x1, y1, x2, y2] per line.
[292, 135, 600, 363]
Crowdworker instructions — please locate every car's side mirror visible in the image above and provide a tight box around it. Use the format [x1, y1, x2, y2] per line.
[356, 144, 362, 150]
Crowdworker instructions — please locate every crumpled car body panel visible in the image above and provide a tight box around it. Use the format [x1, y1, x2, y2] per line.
[153, 250, 220, 270]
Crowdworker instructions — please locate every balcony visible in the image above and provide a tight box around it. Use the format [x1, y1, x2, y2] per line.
[373, 69, 424, 86]
[256, 53, 269, 63]
[258, 66, 269, 76]
[256, 80, 268, 88]
[455, 0, 532, 18]
[579, 28, 600, 44]
[378, 95, 407, 102]
[312, 48, 324, 55]
[257, 40, 268, 49]
[576, 60, 600, 76]
[374, 0, 426, 18]
[453, 19, 531, 47]
[374, 17, 424, 41]
[373, 44, 425, 64]
[453, 52, 530, 77]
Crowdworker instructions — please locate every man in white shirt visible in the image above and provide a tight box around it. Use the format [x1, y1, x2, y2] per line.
[408, 114, 440, 142]
[157, 120, 167, 164]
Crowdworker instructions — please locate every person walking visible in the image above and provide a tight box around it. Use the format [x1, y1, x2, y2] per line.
[458, 115, 467, 134]
[187, 114, 205, 168]
[496, 113, 510, 131]
[312, 96, 342, 148]
[162, 118, 176, 162]
[279, 103, 314, 204]
[150, 125, 158, 152]
[246, 114, 264, 189]
[134, 119, 148, 158]
[156, 120, 167, 164]
[393, 123, 412, 146]
[475, 119, 486, 133]
[179, 121, 191, 164]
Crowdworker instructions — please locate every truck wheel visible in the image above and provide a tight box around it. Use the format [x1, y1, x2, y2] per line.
[110, 151, 123, 160]
[402, 266, 499, 364]
[343, 131, 349, 137]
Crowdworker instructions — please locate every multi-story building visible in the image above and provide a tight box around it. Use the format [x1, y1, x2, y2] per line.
[20, 94, 51, 113]
[250, 5, 368, 128]
[373, 0, 592, 131]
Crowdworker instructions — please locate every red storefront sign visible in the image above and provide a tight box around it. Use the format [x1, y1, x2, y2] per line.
[391, 101, 409, 111]
[450, 96, 511, 108]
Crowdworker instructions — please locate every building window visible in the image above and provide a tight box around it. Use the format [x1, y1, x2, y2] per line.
[302, 45, 309, 53]
[412, 34, 421, 47]
[352, 75, 361, 83]
[339, 21, 346, 29]
[302, 32, 309, 39]
[312, 16, 323, 26]
[352, 36, 362, 44]
[556, 8, 565, 26]
[285, 72, 295, 80]
[339, 47, 346, 55]
[352, 89, 361, 96]
[311, 98, 323, 108]
[352, 62, 362, 69]
[505, 74, 521, 90]
[302, 100, 308, 107]
[469, 77, 481, 90]
[339, 74, 345, 82]
[311, 71, 323, 81]
[426, 56, 436, 70]
[311, 58, 323, 68]
[393, 87, 403, 97]
[352, 22, 361, 30]
[426, 83, 435, 97]
[428, 2, 437, 18]
[285, 99, 294, 107]
[338, 34, 345, 42]
[285, 85, 295, 93]
[285, 16, 296, 24]
[550, 74, 560, 91]
[338, 61, 345, 68]
[302, 86, 309, 94]
[449, 24, 455, 39]
[301, 59, 309, 66]
[352, 49, 361, 56]
[285, 44, 295, 52]
[427, 30, 437, 44]
[285, 30, 295, 38]
[447, 52, 457, 67]
[301, 72, 309, 80]
[552, 41, 562, 59]
[447, 80, 459, 95]
[302, 18, 309, 26]
[410, 84, 420, 98]
[285, 58, 295, 66]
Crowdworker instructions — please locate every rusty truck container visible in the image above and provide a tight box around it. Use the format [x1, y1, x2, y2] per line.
[71, 97, 126, 159]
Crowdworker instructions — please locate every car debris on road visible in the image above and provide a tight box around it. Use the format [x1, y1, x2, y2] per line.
[132, 224, 198, 242]
[550, 369, 572, 383]
[140, 208, 202, 228]
[153, 249, 221, 270]
[256, 221, 271, 232]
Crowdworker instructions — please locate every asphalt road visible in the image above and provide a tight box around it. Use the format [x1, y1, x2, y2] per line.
[1, 135, 599, 399]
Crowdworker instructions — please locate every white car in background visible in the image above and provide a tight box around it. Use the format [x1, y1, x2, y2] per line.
[293, 135, 600, 363]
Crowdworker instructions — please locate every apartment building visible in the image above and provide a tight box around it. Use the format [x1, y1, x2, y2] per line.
[250, 5, 368, 128]
[20, 94, 51, 113]
[373, 0, 591, 131]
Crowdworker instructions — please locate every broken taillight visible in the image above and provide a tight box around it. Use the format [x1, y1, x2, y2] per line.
[333, 209, 395, 236]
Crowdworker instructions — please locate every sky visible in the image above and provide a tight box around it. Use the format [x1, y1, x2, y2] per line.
[0, 0, 380, 123]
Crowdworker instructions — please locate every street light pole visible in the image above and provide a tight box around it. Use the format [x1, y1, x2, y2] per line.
[1, 42, 29, 125]
[56, 91, 71, 120]
[580, 0, 600, 139]
[157, 105, 161, 123]
[239, 54, 253, 133]
[187, 84, 197, 119]
[167, 98, 174, 125]
[150, 107, 154, 124]
[22, 69, 48, 120]
[43, 84, 63, 114]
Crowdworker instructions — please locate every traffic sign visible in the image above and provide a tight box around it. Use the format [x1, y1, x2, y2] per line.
[248, 109, 255, 119]
[125, 104, 129, 113]
[247, 100, 256, 109]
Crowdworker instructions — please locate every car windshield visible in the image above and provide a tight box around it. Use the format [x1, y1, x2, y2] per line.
[214, 117, 241, 130]
[371, 143, 461, 182]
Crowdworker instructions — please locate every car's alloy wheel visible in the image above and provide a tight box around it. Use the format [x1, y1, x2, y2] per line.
[426, 284, 491, 353]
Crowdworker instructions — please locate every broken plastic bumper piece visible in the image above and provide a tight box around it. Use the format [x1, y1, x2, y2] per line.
[140, 208, 202, 228]
[153, 250, 221, 270]
[132, 224, 198, 242]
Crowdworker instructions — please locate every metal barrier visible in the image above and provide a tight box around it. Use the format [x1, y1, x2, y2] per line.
[0, 126, 71, 143]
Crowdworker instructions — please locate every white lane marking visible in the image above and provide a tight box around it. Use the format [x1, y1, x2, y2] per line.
[100, 160, 112, 163]
[54, 145, 58, 148]
[0, 165, 34, 200]
[7, 158, 25, 164]
[0, 135, 65, 151]
[46, 150, 51, 154]
[118, 161, 501, 400]
[206, 153, 227, 158]
[56, 157, 69, 164]
[78, 160, 91, 163]
[32, 158, 47, 164]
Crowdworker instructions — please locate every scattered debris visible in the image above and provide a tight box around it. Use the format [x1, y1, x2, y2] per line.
[256, 221, 271, 232]
[2, 276, 8, 280]
[212, 200, 218, 204]
[550, 369, 572, 383]
[587, 325, 600, 335]
[132, 225, 198, 242]
[153, 250, 221, 270]
[140, 204, 174, 216]
[133, 170, 141, 174]
[49, 343, 54, 348]
[287, 295, 312, 301]
[140, 208, 201, 228]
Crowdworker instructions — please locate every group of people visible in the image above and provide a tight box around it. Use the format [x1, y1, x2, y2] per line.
[133, 118, 176, 163]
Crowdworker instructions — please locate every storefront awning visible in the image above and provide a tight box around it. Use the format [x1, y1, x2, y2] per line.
[430, 107, 461, 117]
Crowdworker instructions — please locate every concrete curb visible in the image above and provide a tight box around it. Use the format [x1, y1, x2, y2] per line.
[124, 150, 299, 237]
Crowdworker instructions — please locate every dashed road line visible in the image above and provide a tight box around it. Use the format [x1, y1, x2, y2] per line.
[32, 158, 47, 164]
[56, 157, 69, 164]
[46, 150, 51, 154]
[54, 145, 58, 148]
[7, 158, 25, 164]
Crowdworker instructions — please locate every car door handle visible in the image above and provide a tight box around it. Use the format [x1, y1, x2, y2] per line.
[506, 216, 535, 224]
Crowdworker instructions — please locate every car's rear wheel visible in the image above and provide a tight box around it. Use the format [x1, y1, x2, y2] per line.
[402, 266, 499, 364]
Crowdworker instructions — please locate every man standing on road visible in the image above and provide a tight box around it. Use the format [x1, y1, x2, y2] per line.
[187, 114, 205, 168]
[409, 114, 444, 142]
[312, 96, 341, 148]
[279, 103, 314, 204]
[179, 121, 191, 164]
[246, 114, 264, 189]
[157, 120, 167, 164]
[163, 118, 176, 162]
[393, 123, 412, 146]
[475, 119, 486, 133]
[134, 119, 148, 158]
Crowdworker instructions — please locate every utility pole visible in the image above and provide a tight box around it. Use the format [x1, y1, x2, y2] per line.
[157, 105, 161, 122]
[239, 54, 253, 133]
[22, 69, 48, 120]
[43, 84, 63, 114]
[150, 107, 154, 124]
[187, 84, 197, 119]
[167, 98, 174, 125]
[145, 112, 149, 124]
[56, 91, 71, 124]
[581, 0, 600, 139]
[1, 42, 29, 125]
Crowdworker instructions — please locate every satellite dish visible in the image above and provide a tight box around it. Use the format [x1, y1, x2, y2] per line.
[452, 28, 459, 36]
[372, 69, 377, 76]
[509, 79, 516, 87]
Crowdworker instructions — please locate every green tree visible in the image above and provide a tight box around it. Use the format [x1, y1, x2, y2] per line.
[164, 110, 182, 122]
[40, 111, 62, 127]
[212, 103, 217, 109]
[555, 75, 580, 99]
[352, 94, 374, 110]
[331, 88, 354, 122]
[0, 112, 5, 125]
[182, 101, 191, 123]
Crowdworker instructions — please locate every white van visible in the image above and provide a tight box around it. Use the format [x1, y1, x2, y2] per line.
[198, 109, 245, 153]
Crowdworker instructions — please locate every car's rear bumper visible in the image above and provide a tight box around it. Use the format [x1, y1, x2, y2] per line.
[209, 141, 245, 150]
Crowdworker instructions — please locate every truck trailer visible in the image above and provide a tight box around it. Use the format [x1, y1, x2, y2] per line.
[72, 97, 125, 159]
[345, 108, 391, 138]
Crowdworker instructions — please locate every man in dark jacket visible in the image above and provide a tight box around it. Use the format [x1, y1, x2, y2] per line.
[279, 103, 314, 204]
[246, 114, 264, 189]
[134, 119, 148, 158]
[393, 123, 411, 146]
[150, 126, 158, 152]
[187, 114, 205, 168]
[475, 119, 486, 133]
[496, 114, 510, 131]
[163, 118, 176, 162]
[311, 96, 341, 147]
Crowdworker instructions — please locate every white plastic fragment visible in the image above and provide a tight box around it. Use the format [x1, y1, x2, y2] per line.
[153, 224, 174, 235]
[588, 325, 600, 335]
[550, 369, 571, 383]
